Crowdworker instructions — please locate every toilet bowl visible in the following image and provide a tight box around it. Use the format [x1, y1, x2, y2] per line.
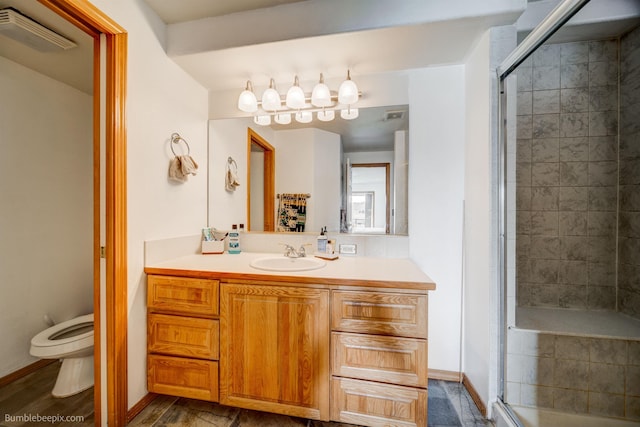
[30, 313, 94, 398]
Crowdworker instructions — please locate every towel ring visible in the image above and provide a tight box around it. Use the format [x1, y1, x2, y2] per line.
[170, 132, 190, 157]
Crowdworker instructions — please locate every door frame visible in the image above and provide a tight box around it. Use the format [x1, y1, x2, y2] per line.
[37, 1, 128, 425]
[247, 128, 275, 232]
[351, 163, 391, 234]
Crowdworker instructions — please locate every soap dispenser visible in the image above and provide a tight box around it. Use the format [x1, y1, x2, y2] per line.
[316, 227, 328, 254]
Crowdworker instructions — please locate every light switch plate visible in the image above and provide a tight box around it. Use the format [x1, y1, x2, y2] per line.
[339, 243, 357, 255]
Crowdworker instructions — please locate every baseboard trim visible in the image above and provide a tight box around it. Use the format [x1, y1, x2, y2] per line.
[0, 359, 57, 388]
[428, 369, 463, 382]
[462, 373, 487, 417]
[127, 392, 160, 423]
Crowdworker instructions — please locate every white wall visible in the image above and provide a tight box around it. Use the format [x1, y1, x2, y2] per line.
[208, 118, 270, 230]
[463, 29, 492, 407]
[91, 0, 210, 409]
[0, 56, 93, 377]
[209, 123, 341, 233]
[276, 128, 341, 233]
[394, 130, 409, 235]
[311, 129, 341, 233]
[249, 150, 264, 231]
[408, 65, 466, 374]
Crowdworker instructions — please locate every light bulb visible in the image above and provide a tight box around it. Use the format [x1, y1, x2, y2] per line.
[338, 70, 359, 105]
[274, 113, 291, 125]
[340, 107, 359, 120]
[286, 76, 306, 109]
[311, 73, 332, 107]
[317, 109, 335, 122]
[261, 78, 281, 111]
[295, 110, 312, 123]
[237, 80, 258, 113]
[253, 115, 271, 126]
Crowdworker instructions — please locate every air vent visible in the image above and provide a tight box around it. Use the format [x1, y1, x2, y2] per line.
[384, 110, 405, 120]
[0, 8, 76, 52]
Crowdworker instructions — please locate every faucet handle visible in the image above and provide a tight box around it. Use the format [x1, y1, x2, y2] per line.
[279, 242, 295, 256]
[298, 243, 312, 256]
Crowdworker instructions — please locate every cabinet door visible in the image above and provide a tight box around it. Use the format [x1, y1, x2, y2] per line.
[220, 283, 330, 420]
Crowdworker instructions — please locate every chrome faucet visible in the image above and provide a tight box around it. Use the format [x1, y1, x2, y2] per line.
[280, 243, 311, 258]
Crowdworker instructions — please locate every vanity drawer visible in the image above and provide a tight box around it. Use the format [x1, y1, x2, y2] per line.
[148, 313, 219, 360]
[332, 332, 427, 387]
[148, 354, 218, 402]
[148, 275, 219, 316]
[331, 377, 427, 427]
[331, 291, 427, 338]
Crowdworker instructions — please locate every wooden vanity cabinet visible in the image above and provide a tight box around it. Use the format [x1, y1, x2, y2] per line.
[219, 282, 330, 420]
[145, 272, 432, 427]
[147, 275, 220, 401]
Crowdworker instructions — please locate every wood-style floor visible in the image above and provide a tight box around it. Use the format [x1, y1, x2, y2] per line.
[129, 380, 491, 427]
[0, 361, 93, 426]
[0, 362, 490, 427]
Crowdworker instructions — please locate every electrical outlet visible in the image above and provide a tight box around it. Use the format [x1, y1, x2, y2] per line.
[339, 243, 357, 255]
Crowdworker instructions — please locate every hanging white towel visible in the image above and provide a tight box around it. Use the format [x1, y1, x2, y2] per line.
[225, 159, 240, 191]
[168, 155, 198, 183]
[180, 155, 198, 176]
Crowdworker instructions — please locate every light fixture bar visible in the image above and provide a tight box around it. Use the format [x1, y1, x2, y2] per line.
[255, 103, 361, 116]
[239, 71, 361, 125]
[256, 91, 362, 109]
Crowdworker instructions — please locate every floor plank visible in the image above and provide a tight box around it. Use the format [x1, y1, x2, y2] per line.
[0, 363, 491, 427]
[0, 361, 93, 427]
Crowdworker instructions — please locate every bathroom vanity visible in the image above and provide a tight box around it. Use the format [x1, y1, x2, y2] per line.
[144, 253, 435, 427]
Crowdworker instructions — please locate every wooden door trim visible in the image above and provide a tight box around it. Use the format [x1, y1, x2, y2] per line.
[37, 1, 127, 426]
[247, 128, 275, 232]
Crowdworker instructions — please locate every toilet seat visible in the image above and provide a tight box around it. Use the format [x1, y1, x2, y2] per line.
[30, 313, 93, 359]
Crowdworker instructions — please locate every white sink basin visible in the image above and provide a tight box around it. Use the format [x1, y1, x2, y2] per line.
[250, 256, 326, 272]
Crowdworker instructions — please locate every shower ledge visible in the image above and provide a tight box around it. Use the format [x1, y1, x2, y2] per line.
[514, 307, 640, 340]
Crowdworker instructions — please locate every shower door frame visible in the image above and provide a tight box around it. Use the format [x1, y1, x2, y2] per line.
[495, 0, 591, 422]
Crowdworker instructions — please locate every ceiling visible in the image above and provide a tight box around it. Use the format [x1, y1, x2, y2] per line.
[0, 0, 93, 94]
[144, 0, 307, 24]
[143, 0, 520, 151]
[0, 0, 519, 151]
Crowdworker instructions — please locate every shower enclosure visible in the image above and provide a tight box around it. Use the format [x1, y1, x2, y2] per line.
[500, 0, 640, 425]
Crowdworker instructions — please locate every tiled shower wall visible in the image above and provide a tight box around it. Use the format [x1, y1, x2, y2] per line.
[506, 329, 640, 420]
[619, 26, 640, 320]
[516, 39, 620, 310]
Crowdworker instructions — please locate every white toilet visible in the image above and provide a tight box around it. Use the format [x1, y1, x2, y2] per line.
[30, 313, 94, 398]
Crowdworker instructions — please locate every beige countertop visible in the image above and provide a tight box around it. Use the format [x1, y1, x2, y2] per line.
[145, 252, 435, 291]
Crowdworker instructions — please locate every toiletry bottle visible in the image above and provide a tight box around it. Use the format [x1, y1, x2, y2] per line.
[326, 239, 334, 255]
[317, 227, 328, 254]
[228, 224, 241, 254]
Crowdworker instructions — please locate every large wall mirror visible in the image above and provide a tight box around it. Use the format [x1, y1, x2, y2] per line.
[209, 104, 409, 235]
